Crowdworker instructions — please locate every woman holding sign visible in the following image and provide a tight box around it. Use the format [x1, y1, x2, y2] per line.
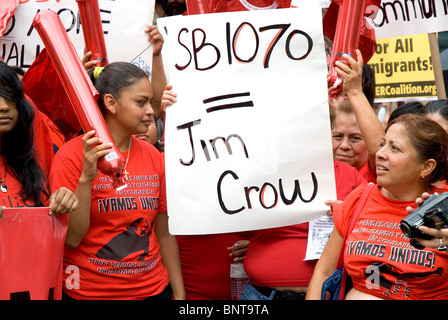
[49, 62, 185, 300]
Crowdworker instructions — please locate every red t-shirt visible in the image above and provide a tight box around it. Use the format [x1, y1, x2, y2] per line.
[0, 157, 49, 207]
[333, 184, 448, 300]
[177, 231, 252, 300]
[244, 160, 366, 287]
[358, 160, 377, 184]
[49, 135, 169, 300]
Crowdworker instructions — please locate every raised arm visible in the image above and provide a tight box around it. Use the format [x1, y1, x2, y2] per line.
[334, 49, 385, 170]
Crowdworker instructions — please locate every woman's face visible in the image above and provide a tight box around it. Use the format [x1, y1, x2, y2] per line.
[134, 115, 157, 145]
[332, 112, 368, 170]
[0, 96, 19, 136]
[375, 123, 428, 195]
[114, 77, 154, 135]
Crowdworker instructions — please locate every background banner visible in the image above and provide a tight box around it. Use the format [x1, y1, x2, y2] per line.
[372, 0, 448, 39]
[0, 0, 154, 72]
[158, 6, 337, 235]
[368, 33, 437, 102]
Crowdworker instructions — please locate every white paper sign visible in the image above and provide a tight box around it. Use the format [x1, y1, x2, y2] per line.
[158, 6, 337, 235]
[1, 0, 154, 72]
[371, 0, 448, 39]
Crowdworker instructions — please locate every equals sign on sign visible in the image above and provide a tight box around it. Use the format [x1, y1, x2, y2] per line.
[203, 92, 254, 113]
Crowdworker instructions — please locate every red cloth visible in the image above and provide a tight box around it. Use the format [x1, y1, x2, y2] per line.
[358, 160, 377, 184]
[177, 231, 253, 300]
[333, 184, 448, 300]
[22, 49, 82, 141]
[49, 136, 169, 300]
[243, 160, 366, 288]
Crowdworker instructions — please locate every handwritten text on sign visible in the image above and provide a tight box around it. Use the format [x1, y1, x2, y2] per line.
[159, 7, 336, 235]
[0, 0, 154, 71]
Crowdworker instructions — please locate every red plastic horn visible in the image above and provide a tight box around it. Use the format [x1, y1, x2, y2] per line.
[33, 10, 125, 188]
[185, 0, 211, 14]
[327, 0, 366, 99]
[76, 0, 108, 67]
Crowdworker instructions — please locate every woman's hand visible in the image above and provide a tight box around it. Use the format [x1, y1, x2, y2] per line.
[334, 49, 364, 96]
[145, 25, 164, 56]
[49, 187, 79, 215]
[325, 200, 343, 217]
[80, 130, 113, 183]
[228, 240, 250, 262]
[415, 226, 448, 251]
[82, 49, 98, 71]
[161, 84, 177, 113]
[405, 192, 448, 251]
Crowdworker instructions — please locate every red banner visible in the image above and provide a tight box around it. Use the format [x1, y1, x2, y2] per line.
[0, 208, 68, 300]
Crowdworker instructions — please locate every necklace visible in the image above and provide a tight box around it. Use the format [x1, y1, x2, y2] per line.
[0, 165, 7, 193]
[123, 137, 132, 181]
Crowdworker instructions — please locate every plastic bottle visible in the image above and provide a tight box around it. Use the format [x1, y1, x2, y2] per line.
[230, 262, 249, 300]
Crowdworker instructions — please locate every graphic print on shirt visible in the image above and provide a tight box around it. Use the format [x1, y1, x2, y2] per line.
[239, 0, 279, 10]
[96, 218, 154, 261]
[85, 172, 163, 277]
[346, 218, 446, 299]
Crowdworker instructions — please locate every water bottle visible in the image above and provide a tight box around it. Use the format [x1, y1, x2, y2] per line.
[230, 262, 249, 300]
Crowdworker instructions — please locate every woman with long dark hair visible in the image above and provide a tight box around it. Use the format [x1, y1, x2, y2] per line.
[0, 61, 78, 218]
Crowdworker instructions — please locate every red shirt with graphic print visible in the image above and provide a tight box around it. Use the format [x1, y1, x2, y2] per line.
[333, 184, 448, 300]
[49, 135, 169, 300]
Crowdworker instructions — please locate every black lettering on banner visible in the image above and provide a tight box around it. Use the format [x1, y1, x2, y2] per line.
[177, 119, 249, 165]
[259, 23, 290, 68]
[192, 28, 221, 71]
[177, 119, 201, 166]
[203, 92, 254, 113]
[217, 170, 319, 214]
[174, 21, 313, 70]
[175, 28, 192, 70]
[373, 0, 448, 27]
[232, 22, 259, 64]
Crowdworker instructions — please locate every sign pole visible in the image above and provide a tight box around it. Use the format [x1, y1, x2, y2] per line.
[428, 32, 447, 100]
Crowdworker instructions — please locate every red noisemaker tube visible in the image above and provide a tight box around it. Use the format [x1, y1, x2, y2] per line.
[328, 0, 366, 99]
[33, 10, 126, 188]
[185, 0, 211, 14]
[76, 0, 108, 67]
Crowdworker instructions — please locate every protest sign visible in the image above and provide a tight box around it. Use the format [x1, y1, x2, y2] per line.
[158, 6, 336, 235]
[0, 0, 154, 72]
[371, 0, 448, 39]
[0, 208, 68, 300]
[368, 33, 437, 102]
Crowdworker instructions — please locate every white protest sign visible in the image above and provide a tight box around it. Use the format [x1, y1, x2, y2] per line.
[371, 0, 448, 39]
[158, 6, 337, 235]
[0, 0, 154, 72]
